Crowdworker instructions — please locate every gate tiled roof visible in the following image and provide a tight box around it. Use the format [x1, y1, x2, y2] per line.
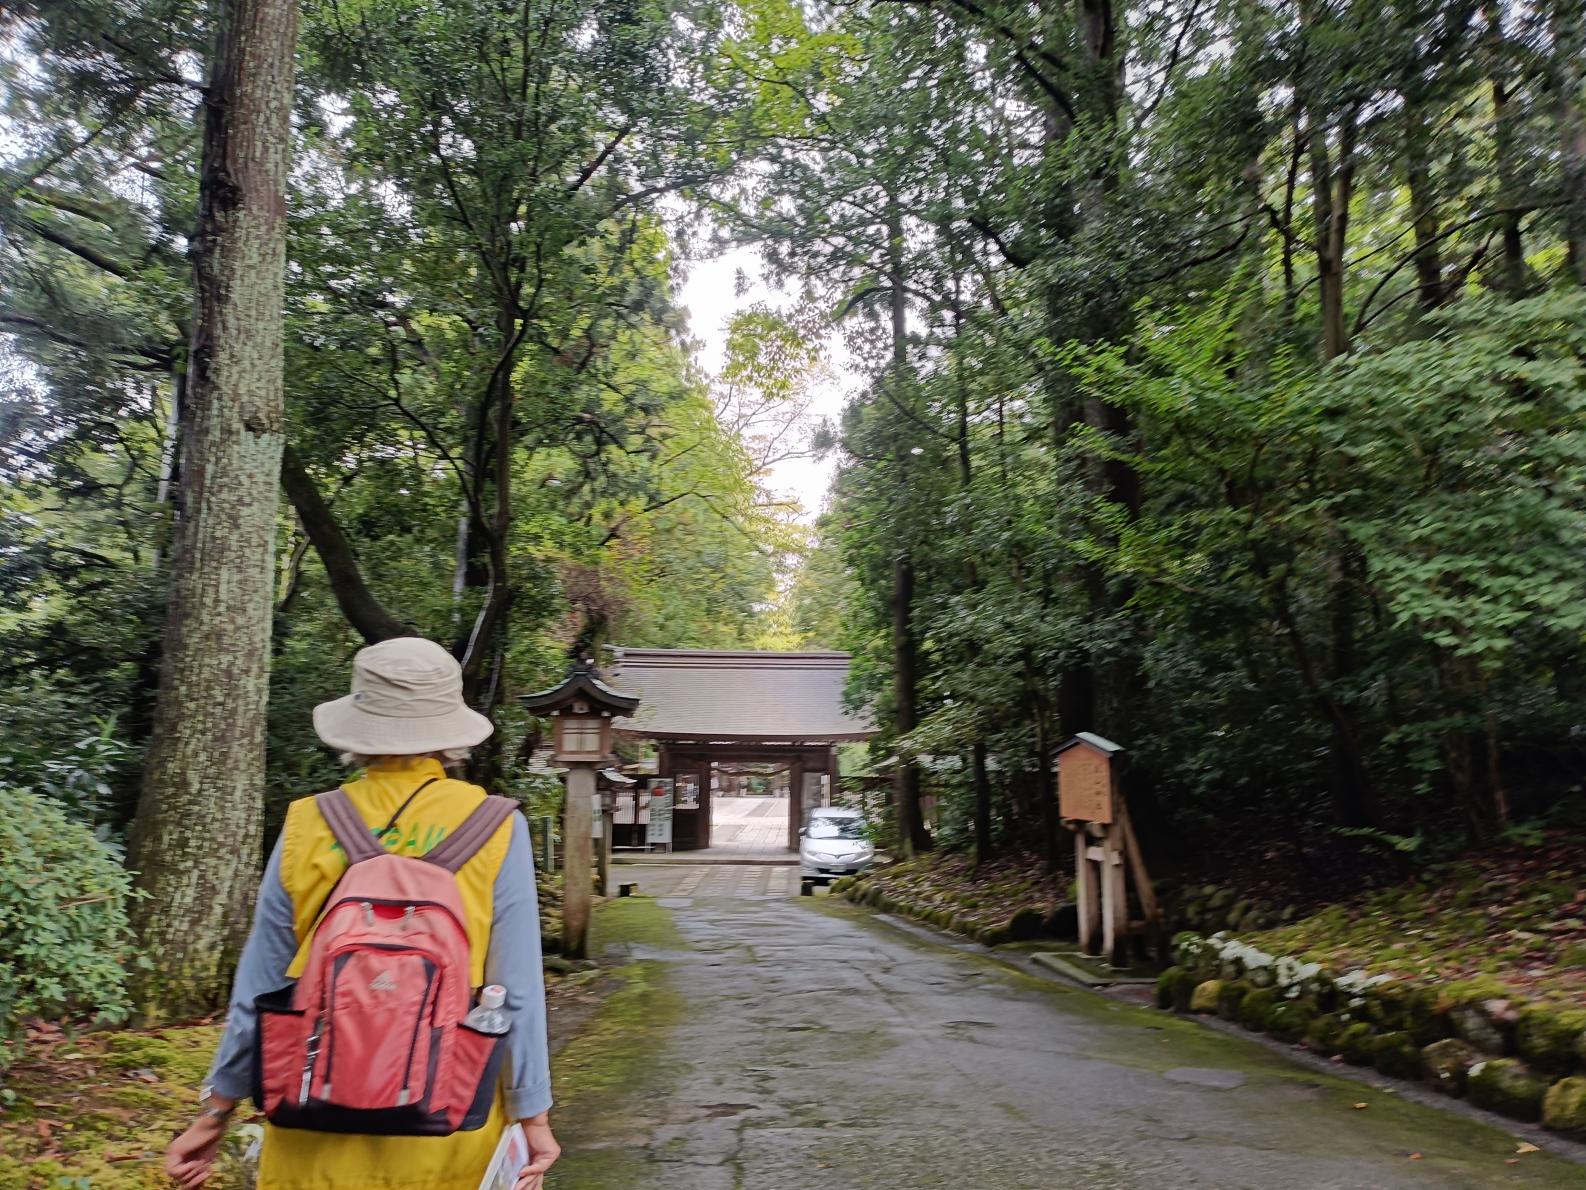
[608, 648, 876, 743]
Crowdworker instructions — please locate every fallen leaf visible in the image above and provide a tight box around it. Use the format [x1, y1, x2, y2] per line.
[127, 1068, 161, 1084]
[1352, 1102, 1369, 1110]
[1408, 1153, 1422, 1160]
[1516, 1142, 1539, 1155]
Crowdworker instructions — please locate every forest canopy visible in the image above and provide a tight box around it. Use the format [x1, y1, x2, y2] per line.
[3, 0, 1586, 1031]
[1, 0, 802, 842]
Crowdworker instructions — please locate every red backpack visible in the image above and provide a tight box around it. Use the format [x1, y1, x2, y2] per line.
[253, 785, 518, 1135]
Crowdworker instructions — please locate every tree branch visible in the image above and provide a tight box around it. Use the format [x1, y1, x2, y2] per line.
[279, 445, 412, 643]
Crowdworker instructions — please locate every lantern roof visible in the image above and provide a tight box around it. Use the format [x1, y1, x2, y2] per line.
[1054, 731, 1124, 757]
[521, 658, 641, 716]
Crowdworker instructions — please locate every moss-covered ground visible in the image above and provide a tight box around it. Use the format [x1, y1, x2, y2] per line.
[0, 1019, 256, 1190]
[1241, 831, 1586, 1005]
[843, 852, 1068, 934]
[543, 898, 684, 1189]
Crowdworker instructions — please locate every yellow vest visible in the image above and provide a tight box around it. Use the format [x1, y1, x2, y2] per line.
[262, 757, 514, 1190]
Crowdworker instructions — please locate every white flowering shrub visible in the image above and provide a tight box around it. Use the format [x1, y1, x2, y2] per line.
[1179, 930, 1385, 1006]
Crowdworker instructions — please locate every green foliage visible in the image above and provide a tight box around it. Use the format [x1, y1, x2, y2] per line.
[0, 704, 136, 830]
[0, 790, 137, 1066]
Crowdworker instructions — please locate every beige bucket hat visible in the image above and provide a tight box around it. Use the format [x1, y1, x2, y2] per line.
[313, 637, 494, 755]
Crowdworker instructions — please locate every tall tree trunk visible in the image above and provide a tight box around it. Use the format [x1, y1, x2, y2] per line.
[887, 196, 931, 856]
[1403, 99, 1446, 311]
[972, 740, 993, 865]
[947, 255, 995, 864]
[1295, 31, 1376, 825]
[892, 550, 930, 855]
[1486, 0, 1528, 297]
[1308, 109, 1357, 359]
[459, 308, 519, 786]
[1047, 0, 1134, 745]
[1552, 0, 1586, 285]
[127, 0, 300, 1019]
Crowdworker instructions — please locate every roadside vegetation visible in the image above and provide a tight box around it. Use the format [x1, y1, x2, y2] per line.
[1240, 832, 1586, 1007]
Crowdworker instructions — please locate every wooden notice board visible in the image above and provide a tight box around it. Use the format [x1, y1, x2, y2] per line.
[1058, 740, 1114, 823]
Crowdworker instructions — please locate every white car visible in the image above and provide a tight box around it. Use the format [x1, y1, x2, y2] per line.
[798, 807, 875, 882]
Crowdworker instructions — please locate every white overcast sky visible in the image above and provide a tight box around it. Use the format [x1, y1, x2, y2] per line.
[677, 246, 850, 523]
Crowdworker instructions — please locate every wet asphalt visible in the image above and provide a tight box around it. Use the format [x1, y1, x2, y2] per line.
[548, 865, 1584, 1189]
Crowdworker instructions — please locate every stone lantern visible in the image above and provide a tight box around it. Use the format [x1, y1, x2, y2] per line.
[523, 659, 639, 958]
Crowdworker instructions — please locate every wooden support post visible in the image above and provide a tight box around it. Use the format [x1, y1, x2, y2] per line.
[563, 763, 594, 959]
[1100, 824, 1128, 968]
[1115, 796, 1165, 962]
[1075, 825, 1102, 955]
[596, 805, 612, 898]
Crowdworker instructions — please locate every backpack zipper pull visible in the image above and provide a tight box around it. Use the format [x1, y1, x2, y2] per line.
[401, 905, 415, 930]
[362, 901, 374, 927]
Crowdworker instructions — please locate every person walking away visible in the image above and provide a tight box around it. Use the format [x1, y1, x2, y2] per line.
[163, 637, 560, 1189]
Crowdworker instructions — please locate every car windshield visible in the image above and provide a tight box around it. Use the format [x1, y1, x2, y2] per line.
[808, 818, 865, 840]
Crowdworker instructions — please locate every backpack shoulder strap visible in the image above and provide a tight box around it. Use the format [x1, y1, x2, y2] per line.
[316, 787, 385, 865]
[422, 795, 518, 874]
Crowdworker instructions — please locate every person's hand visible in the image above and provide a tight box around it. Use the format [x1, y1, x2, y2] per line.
[165, 1114, 228, 1189]
[512, 1114, 561, 1189]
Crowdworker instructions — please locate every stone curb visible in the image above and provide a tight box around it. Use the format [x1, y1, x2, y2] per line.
[1163, 930, 1586, 1143]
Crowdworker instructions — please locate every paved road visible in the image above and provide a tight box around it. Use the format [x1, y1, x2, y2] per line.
[550, 866, 1582, 1189]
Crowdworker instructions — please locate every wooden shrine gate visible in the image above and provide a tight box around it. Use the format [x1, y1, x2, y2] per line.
[609, 649, 876, 852]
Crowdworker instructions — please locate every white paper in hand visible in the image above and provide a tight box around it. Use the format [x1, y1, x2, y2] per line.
[478, 1123, 530, 1190]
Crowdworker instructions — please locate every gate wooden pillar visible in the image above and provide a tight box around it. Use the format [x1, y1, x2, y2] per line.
[787, 753, 806, 851]
[698, 753, 714, 850]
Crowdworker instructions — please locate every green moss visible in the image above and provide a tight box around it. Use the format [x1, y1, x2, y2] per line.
[1467, 1058, 1546, 1122]
[1155, 966, 1182, 1010]
[1167, 967, 1198, 1013]
[1364, 984, 1410, 1032]
[1338, 1021, 1376, 1065]
[1516, 1006, 1586, 1078]
[1189, 979, 1223, 1014]
[1304, 1013, 1344, 1055]
[1266, 1001, 1312, 1044]
[595, 896, 686, 952]
[1239, 987, 1279, 1032]
[1542, 1076, 1586, 1138]
[1403, 986, 1454, 1046]
[553, 903, 686, 1152]
[101, 1028, 217, 1076]
[0, 1024, 241, 1190]
[1369, 1031, 1425, 1081]
[1216, 979, 1252, 1022]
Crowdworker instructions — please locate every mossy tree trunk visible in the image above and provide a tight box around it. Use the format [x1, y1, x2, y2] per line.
[128, 0, 300, 1020]
[885, 195, 931, 858]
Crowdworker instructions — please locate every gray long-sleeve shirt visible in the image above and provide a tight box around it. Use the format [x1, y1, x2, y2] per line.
[206, 811, 553, 1119]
